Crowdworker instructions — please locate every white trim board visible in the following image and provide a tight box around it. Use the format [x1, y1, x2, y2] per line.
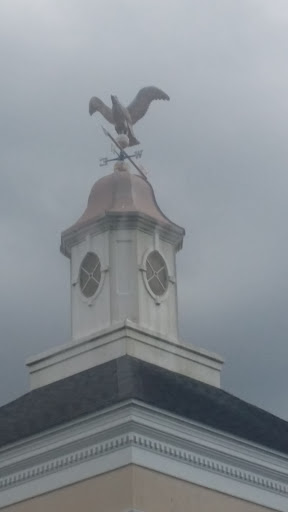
[0, 401, 287, 510]
[26, 320, 223, 389]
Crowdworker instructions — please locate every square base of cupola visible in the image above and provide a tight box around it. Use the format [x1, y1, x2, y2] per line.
[26, 320, 224, 390]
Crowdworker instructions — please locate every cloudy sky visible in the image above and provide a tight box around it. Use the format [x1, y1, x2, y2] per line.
[1, 0, 288, 420]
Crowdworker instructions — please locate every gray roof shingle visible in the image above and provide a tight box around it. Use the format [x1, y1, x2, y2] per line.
[0, 356, 288, 453]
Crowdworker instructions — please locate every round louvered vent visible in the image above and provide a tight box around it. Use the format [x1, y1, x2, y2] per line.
[145, 251, 168, 296]
[79, 252, 101, 298]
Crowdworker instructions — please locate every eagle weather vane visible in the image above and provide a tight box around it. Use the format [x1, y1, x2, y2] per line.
[88, 86, 169, 178]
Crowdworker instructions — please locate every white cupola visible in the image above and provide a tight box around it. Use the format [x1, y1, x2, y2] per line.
[60, 166, 185, 342]
[27, 163, 223, 391]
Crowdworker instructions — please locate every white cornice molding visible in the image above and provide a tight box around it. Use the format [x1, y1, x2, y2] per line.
[0, 401, 287, 510]
[61, 212, 184, 258]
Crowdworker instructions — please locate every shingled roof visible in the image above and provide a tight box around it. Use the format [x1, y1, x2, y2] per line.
[0, 355, 288, 453]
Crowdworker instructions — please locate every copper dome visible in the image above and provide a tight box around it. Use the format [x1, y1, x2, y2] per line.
[69, 170, 179, 230]
[61, 169, 185, 256]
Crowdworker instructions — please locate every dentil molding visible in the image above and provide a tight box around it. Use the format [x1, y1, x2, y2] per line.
[0, 401, 287, 510]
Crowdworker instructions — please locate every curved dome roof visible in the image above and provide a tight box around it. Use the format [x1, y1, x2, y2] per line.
[61, 169, 185, 257]
[68, 170, 180, 231]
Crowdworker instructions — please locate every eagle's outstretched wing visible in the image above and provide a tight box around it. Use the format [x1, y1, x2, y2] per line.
[89, 97, 114, 124]
[127, 86, 170, 125]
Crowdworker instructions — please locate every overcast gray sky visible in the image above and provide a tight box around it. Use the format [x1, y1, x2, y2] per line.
[1, 0, 288, 420]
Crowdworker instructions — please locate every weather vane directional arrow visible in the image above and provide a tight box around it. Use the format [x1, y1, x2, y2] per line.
[100, 127, 148, 180]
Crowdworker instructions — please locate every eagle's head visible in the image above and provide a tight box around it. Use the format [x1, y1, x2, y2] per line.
[111, 95, 119, 106]
[89, 97, 100, 116]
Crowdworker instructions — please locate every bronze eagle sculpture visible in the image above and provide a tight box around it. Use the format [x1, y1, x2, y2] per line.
[89, 86, 169, 146]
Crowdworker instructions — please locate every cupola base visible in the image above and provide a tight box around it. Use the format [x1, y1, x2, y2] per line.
[26, 321, 223, 390]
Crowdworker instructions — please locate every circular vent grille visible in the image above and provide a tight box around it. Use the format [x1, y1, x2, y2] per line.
[146, 251, 168, 296]
[79, 252, 101, 298]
